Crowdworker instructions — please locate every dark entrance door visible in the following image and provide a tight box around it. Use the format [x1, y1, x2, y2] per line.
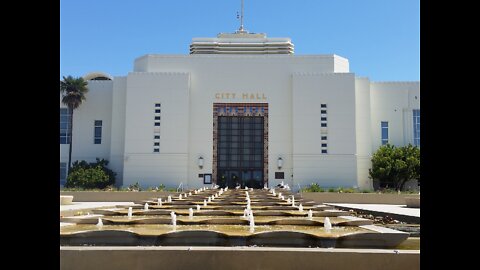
[217, 116, 264, 189]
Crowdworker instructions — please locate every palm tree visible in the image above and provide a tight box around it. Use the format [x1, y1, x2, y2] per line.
[60, 76, 89, 171]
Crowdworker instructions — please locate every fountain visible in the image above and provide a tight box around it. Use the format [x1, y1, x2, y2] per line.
[307, 209, 313, 219]
[208, 197, 212, 203]
[96, 218, 103, 228]
[144, 203, 149, 211]
[189, 192, 192, 196]
[157, 198, 162, 206]
[167, 195, 172, 203]
[61, 188, 410, 249]
[179, 194, 182, 200]
[170, 212, 177, 228]
[127, 207, 132, 219]
[249, 214, 255, 233]
[324, 217, 332, 232]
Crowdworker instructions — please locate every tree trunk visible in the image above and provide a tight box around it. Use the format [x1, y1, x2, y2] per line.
[399, 178, 408, 191]
[68, 107, 74, 172]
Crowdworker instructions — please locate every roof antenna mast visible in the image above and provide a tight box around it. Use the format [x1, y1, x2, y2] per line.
[237, 0, 247, 33]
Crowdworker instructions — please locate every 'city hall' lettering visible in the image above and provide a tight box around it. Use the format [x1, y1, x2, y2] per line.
[215, 93, 267, 100]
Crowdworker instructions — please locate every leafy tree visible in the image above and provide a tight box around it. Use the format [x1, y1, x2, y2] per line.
[369, 144, 420, 190]
[65, 158, 116, 188]
[59, 76, 89, 171]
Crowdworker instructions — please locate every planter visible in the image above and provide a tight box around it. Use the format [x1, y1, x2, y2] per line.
[60, 195, 74, 205]
[405, 197, 420, 208]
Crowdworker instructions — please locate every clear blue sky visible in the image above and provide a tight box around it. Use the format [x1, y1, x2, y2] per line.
[60, 0, 419, 82]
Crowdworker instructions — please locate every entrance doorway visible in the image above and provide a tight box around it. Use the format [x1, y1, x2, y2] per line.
[217, 116, 264, 188]
[213, 103, 268, 188]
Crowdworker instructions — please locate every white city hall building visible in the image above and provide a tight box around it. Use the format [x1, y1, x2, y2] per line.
[60, 29, 420, 190]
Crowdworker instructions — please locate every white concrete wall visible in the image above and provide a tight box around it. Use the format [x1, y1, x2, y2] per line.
[370, 82, 420, 152]
[59, 81, 113, 164]
[109, 77, 127, 186]
[122, 72, 190, 188]
[292, 73, 358, 188]
[355, 77, 373, 189]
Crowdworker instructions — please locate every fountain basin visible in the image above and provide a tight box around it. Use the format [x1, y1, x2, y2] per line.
[60, 224, 407, 248]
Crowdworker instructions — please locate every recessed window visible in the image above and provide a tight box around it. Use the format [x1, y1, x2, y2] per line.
[154, 135, 160, 139]
[154, 142, 159, 146]
[321, 123, 327, 127]
[60, 162, 67, 186]
[321, 110, 327, 114]
[321, 117, 327, 121]
[321, 104, 327, 108]
[381, 121, 389, 145]
[413, 110, 420, 147]
[321, 149, 328, 154]
[60, 108, 71, 144]
[321, 143, 327, 147]
[153, 148, 160, 153]
[321, 136, 327, 140]
[94, 120, 102, 144]
[155, 109, 161, 113]
[155, 103, 161, 107]
[155, 116, 160, 120]
[154, 122, 160, 126]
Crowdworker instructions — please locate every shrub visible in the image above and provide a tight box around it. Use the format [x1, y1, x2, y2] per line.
[327, 187, 336, 192]
[128, 182, 141, 191]
[303, 183, 324, 192]
[65, 158, 116, 189]
[65, 166, 110, 189]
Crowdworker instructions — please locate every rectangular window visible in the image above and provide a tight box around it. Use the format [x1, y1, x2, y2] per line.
[381, 121, 389, 145]
[154, 103, 161, 152]
[321, 110, 327, 114]
[275, 172, 285, 179]
[321, 104, 327, 108]
[60, 108, 71, 144]
[413, 109, 420, 146]
[94, 120, 102, 144]
[321, 149, 328, 154]
[321, 123, 327, 127]
[60, 162, 67, 186]
[321, 136, 327, 140]
[321, 143, 327, 147]
[321, 117, 327, 121]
